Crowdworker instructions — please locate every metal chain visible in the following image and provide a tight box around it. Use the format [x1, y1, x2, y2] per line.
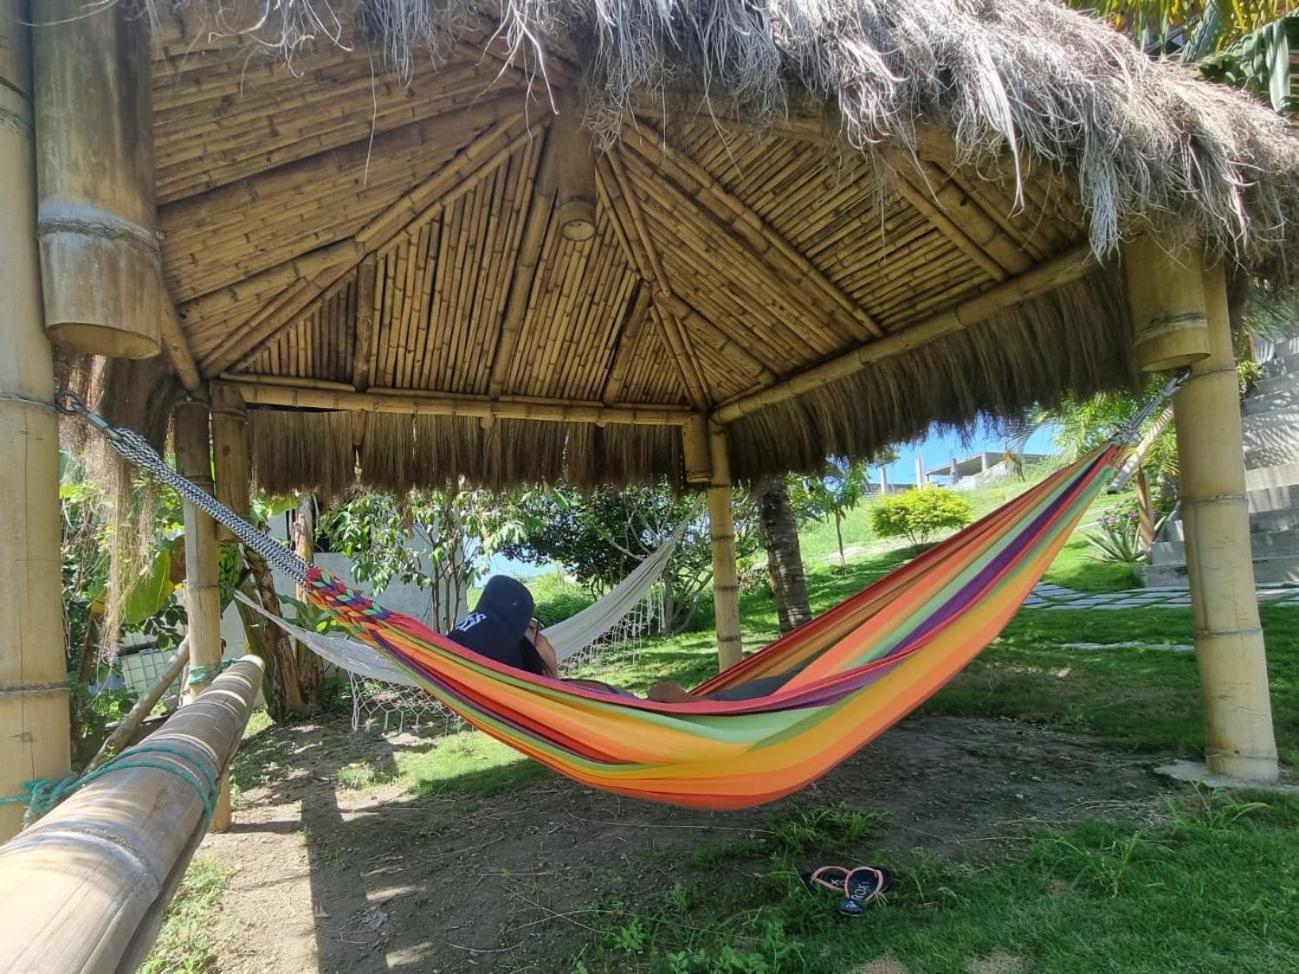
[1109, 370, 1189, 447]
[54, 391, 308, 584]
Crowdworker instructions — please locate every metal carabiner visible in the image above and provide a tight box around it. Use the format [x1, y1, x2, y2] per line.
[54, 389, 114, 434]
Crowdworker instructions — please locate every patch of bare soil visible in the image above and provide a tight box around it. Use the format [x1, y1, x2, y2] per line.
[201, 714, 1163, 974]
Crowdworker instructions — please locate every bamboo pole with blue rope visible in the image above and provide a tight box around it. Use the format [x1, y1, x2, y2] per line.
[0, 0, 69, 843]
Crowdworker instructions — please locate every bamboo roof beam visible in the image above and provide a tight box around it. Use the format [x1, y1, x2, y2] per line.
[712, 244, 1096, 424]
[597, 152, 710, 409]
[351, 254, 378, 391]
[627, 125, 883, 343]
[161, 301, 202, 391]
[220, 376, 694, 426]
[654, 291, 777, 384]
[890, 160, 1034, 279]
[487, 127, 556, 398]
[601, 283, 651, 404]
[207, 110, 537, 377]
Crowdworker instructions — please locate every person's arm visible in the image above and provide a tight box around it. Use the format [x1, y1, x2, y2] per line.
[533, 630, 559, 677]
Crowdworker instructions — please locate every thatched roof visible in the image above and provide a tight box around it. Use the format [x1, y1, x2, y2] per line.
[93, 0, 1299, 489]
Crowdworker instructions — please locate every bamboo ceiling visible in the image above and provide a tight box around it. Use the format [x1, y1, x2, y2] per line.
[135, 8, 1220, 486]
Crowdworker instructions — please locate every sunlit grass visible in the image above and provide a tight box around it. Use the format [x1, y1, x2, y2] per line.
[139, 855, 233, 974]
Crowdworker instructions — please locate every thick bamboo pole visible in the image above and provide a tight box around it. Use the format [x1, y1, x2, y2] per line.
[173, 399, 234, 829]
[707, 424, 743, 670]
[713, 245, 1096, 424]
[553, 86, 596, 241]
[32, 0, 165, 359]
[210, 383, 250, 544]
[1171, 263, 1278, 782]
[1125, 235, 1211, 371]
[221, 377, 693, 426]
[0, 658, 264, 974]
[0, 0, 69, 843]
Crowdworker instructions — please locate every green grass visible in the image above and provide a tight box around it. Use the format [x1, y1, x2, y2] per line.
[930, 605, 1299, 766]
[567, 791, 1299, 974]
[394, 728, 548, 797]
[139, 855, 233, 974]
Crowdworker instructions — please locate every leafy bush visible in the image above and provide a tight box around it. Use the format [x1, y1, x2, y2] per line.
[871, 486, 974, 547]
[1084, 508, 1149, 564]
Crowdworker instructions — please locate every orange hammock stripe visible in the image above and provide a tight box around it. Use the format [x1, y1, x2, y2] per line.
[306, 447, 1120, 809]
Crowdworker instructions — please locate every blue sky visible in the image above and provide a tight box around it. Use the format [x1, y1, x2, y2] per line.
[491, 421, 1059, 579]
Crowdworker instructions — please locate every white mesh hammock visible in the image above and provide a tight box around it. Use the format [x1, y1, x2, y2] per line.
[236, 529, 680, 706]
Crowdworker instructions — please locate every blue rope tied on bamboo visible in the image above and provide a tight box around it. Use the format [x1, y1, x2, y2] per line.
[187, 659, 234, 686]
[0, 741, 220, 829]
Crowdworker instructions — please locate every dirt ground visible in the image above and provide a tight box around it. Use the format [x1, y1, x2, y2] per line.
[201, 714, 1164, 974]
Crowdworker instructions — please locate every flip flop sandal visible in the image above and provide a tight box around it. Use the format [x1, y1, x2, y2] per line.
[839, 866, 893, 916]
[801, 865, 850, 896]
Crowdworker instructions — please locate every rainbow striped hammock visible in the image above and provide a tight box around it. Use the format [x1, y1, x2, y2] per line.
[298, 446, 1121, 810]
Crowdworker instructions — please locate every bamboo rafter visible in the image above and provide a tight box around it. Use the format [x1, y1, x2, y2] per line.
[601, 283, 651, 404]
[203, 109, 541, 377]
[626, 123, 883, 343]
[713, 244, 1097, 424]
[486, 126, 556, 398]
[597, 151, 710, 409]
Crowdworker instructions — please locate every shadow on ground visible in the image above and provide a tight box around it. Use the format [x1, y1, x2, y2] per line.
[202, 710, 1165, 974]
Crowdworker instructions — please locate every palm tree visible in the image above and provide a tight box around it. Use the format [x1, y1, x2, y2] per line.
[1066, 1, 1296, 114]
[755, 475, 812, 634]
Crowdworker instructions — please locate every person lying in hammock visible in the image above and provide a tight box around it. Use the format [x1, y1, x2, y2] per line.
[448, 576, 796, 703]
[447, 575, 559, 677]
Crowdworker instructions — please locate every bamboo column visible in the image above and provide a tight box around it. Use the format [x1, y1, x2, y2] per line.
[552, 86, 596, 241]
[210, 384, 250, 544]
[32, 0, 165, 358]
[173, 399, 235, 829]
[1170, 264, 1278, 782]
[0, 0, 69, 843]
[707, 424, 743, 669]
[0, 658, 263, 974]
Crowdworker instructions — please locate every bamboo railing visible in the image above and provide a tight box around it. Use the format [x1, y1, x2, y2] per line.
[0, 657, 264, 974]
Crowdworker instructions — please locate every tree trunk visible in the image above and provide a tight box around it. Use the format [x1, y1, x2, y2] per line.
[756, 476, 812, 634]
[291, 497, 323, 709]
[834, 512, 846, 569]
[240, 548, 311, 722]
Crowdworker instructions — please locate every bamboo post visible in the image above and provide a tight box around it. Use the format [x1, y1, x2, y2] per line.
[32, 0, 165, 358]
[1125, 235, 1211, 372]
[173, 399, 235, 829]
[0, 0, 69, 843]
[553, 86, 596, 241]
[292, 495, 323, 705]
[210, 383, 250, 543]
[84, 638, 190, 774]
[682, 414, 711, 485]
[1165, 261, 1277, 782]
[1134, 470, 1156, 550]
[707, 424, 743, 670]
[0, 658, 264, 974]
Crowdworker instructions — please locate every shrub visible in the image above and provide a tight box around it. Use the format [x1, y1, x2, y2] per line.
[871, 486, 974, 546]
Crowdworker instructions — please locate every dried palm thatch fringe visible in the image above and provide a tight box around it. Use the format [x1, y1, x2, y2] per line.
[727, 267, 1138, 480]
[228, 270, 1129, 494]
[249, 408, 356, 499]
[57, 352, 183, 655]
[137, 0, 1299, 286]
[355, 414, 681, 492]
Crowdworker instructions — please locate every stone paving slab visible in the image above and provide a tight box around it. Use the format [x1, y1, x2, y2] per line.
[1023, 583, 1299, 610]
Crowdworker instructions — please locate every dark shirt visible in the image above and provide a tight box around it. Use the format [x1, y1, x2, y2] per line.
[446, 610, 548, 675]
